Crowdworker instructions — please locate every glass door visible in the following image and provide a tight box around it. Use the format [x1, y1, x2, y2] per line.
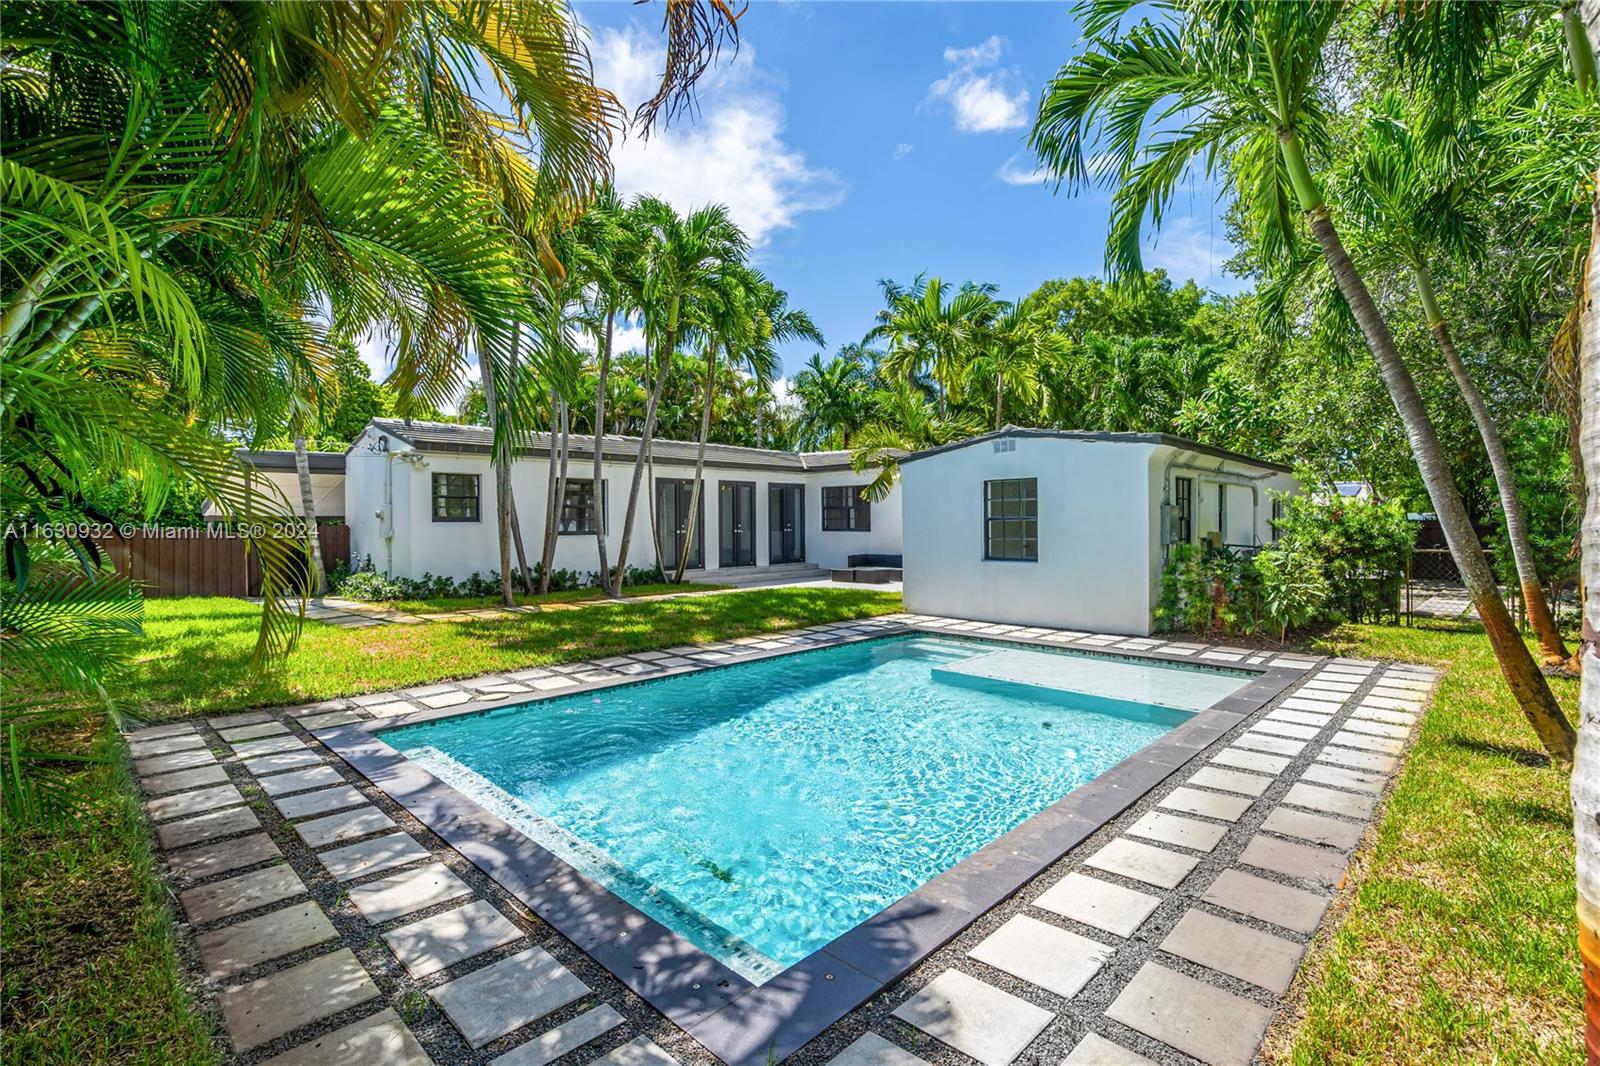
[768, 483, 805, 564]
[718, 481, 756, 567]
[654, 478, 703, 570]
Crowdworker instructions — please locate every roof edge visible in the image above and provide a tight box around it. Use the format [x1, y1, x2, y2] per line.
[897, 426, 1294, 474]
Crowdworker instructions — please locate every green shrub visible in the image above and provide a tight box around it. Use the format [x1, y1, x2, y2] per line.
[1269, 492, 1409, 623]
[1256, 540, 1330, 640]
[1157, 491, 1392, 639]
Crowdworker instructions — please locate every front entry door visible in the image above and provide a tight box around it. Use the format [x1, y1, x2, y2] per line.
[718, 481, 756, 567]
[768, 483, 805, 564]
[655, 478, 703, 571]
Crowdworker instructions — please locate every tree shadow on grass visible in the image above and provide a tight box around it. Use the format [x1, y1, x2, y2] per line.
[1445, 734, 1552, 770]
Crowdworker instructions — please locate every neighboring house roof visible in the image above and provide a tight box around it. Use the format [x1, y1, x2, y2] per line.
[1333, 480, 1371, 498]
[357, 418, 869, 473]
[896, 425, 1295, 475]
[232, 449, 347, 474]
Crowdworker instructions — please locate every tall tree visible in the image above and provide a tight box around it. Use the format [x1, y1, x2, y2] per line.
[791, 350, 875, 448]
[568, 189, 634, 596]
[1030, 0, 1575, 760]
[672, 268, 821, 582]
[609, 198, 746, 595]
[1340, 95, 1571, 663]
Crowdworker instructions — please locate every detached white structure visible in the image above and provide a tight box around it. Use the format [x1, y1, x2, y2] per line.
[897, 427, 1298, 635]
[344, 419, 902, 581]
[202, 449, 346, 523]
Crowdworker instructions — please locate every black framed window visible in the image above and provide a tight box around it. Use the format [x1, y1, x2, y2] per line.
[984, 477, 1037, 561]
[431, 473, 480, 522]
[1270, 497, 1283, 542]
[1173, 476, 1193, 543]
[558, 478, 607, 534]
[821, 485, 871, 531]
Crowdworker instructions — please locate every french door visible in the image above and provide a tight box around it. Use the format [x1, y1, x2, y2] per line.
[718, 481, 757, 567]
[768, 483, 805, 564]
[654, 478, 703, 571]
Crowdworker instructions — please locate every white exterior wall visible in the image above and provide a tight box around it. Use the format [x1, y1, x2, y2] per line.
[901, 436, 1299, 636]
[805, 470, 903, 570]
[343, 426, 902, 581]
[900, 437, 1161, 634]
[204, 470, 345, 520]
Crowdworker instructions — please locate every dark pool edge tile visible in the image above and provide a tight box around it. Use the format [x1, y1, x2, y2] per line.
[317, 627, 1312, 1065]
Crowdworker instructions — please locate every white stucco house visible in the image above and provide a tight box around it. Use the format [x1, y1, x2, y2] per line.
[896, 427, 1298, 635]
[342, 419, 903, 581]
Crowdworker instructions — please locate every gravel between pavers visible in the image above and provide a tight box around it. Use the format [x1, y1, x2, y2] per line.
[156, 709, 719, 1066]
[151, 639, 1427, 1066]
[779, 661, 1414, 1066]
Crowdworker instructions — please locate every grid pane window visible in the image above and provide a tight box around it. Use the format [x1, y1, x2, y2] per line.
[822, 485, 871, 531]
[984, 478, 1037, 561]
[1173, 477, 1193, 543]
[431, 473, 480, 522]
[558, 478, 606, 534]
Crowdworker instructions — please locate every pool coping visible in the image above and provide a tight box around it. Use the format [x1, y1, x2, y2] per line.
[315, 623, 1302, 1065]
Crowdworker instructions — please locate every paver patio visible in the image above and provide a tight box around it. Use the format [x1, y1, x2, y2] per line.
[128, 612, 1436, 1066]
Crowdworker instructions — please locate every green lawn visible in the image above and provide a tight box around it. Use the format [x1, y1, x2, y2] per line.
[129, 585, 903, 719]
[1279, 619, 1579, 1064]
[381, 581, 725, 615]
[12, 602, 1576, 1064]
[0, 724, 216, 1066]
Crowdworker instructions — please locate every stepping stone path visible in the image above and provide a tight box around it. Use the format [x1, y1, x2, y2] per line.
[127, 618, 1435, 1066]
[841, 650, 1438, 1066]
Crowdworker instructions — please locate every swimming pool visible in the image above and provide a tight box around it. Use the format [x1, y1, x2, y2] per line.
[382, 635, 1252, 983]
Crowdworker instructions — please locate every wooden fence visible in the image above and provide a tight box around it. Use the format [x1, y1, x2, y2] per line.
[90, 525, 350, 598]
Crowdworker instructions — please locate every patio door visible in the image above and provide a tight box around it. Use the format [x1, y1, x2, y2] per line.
[718, 481, 756, 567]
[654, 478, 703, 571]
[768, 483, 805, 564]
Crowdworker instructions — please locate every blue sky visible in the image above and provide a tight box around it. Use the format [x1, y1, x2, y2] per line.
[576, 0, 1242, 382]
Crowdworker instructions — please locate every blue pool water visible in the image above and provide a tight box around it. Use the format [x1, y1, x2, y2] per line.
[384, 636, 1249, 982]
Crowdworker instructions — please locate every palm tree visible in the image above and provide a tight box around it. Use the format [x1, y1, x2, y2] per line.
[868, 277, 1001, 412]
[0, 0, 743, 818]
[609, 198, 747, 595]
[791, 350, 875, 448]
[967, 299, 1055, 430]
[567, 189, 635, 595]
[1031, 0, 1575, 761]
[671, 268, 822, 582]
[1339, 94, 1572, 664]
[850, 383, 984, 502]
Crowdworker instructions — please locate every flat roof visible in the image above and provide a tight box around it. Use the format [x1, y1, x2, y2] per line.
[233, 449, 346, 474]
[897, 426, 1294, 474]
[357, 418, 871, 473]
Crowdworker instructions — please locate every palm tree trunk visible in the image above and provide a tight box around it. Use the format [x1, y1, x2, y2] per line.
[675, 341, 717, 583]
[478, 356, 515, 607]
[538, 384, 562, 594]
[1278, 128, 1575, 761]
[539, 396, 571, 594]
[1307, 208, 1575, 760]
[593, 310, 615, 597]
[1571, 116, 1600, 1066]
[292, 433, 327, 595]
[1413, 264, 1571, 664]
[508, 491, 534, 595]
[612, 336, 673, 597]
[995, 374, 1005, 431]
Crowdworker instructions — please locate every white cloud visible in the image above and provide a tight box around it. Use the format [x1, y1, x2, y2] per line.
[590, 26, 843, 248]
[893, 142, 914, 161]
[924, 36, 1030, 134]
[996, 151, 1046, 186]
[1141, 214, 1234, 283]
